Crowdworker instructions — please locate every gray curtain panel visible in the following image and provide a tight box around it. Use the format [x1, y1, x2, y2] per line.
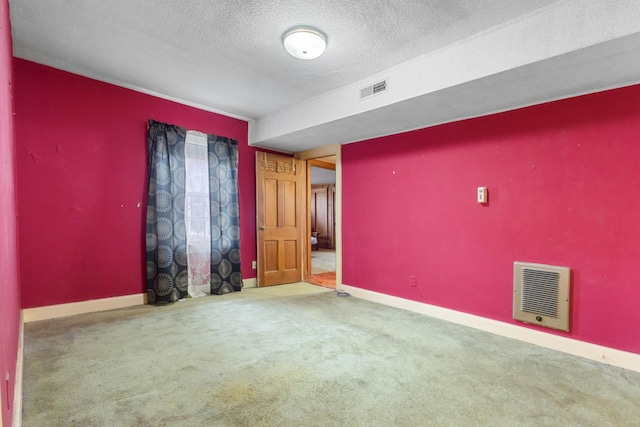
[145, 120, 188, 304]
[207, 135, 242, 294]
[145, 120, 242, 304]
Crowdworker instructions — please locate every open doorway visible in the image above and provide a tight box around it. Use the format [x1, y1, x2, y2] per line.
[306, 157, 336, 288]
[295, 144, 342, 291]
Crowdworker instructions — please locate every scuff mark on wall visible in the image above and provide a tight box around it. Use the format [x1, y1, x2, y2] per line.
[28, 150, 41, 164]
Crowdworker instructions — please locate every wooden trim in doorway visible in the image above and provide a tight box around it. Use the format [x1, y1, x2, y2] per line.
[309, 159, 336, 171]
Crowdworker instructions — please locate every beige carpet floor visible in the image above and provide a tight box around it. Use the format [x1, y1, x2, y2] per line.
[311, 249, 335, 274]
[22, 283, 640, 426]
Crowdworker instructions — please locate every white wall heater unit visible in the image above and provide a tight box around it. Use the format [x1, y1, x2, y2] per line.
[513, 262, 571, 332]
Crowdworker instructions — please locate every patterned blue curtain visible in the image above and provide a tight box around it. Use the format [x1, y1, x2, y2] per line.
[207, 135, 243, 294]
[145, 120, 241, 304]
[145, 121, 188, 304]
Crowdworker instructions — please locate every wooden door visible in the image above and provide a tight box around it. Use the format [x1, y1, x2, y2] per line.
[256, 152, 306, 286]
[310, 184, 335, 249]
[311, 186, 328, 247]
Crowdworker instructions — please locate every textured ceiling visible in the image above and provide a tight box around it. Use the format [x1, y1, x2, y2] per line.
[10, 0, 557, 119]
[9, 1, 640, 152]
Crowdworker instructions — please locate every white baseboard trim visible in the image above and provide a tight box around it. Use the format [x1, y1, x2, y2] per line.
[12, 312, 24, 427]
[341, 285, 640, 374]
[21, 281, 261, 322]
[243, 278, 257, 288]
[23, 293, 147, 323]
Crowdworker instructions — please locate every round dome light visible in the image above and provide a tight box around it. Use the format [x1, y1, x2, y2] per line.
[282, 26, 327, 60]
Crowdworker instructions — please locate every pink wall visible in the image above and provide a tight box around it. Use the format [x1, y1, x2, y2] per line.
[343, 84, 640, 354]
[0, 0, 20, 425]
[14, 59, 259, 309]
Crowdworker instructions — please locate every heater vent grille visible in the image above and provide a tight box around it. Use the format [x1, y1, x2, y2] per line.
[360, 79, 388, 99]
[521, 269, 559, 318]
[513, 262, 570, 332]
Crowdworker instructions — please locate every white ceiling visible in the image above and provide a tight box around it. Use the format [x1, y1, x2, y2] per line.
[311, 167, 336, 185]
[9, 0, 640, 153]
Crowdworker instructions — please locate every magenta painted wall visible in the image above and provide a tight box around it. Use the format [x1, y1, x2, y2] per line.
[14, 59, 259, 309]
[0, 0, 20, 425]
[343, 84, 640, 354]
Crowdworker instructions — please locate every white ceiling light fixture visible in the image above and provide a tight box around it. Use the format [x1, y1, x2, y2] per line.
[282, 26, 327, 60]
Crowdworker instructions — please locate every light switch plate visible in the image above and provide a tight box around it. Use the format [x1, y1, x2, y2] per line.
[477, 187, 487, 204]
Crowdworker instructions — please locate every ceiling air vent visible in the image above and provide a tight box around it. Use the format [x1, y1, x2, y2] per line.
[360, 79, 388, 100]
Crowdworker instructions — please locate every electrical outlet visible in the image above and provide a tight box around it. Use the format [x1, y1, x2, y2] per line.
[252, 260, 257, 269]
[410, 275, 417, 287]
